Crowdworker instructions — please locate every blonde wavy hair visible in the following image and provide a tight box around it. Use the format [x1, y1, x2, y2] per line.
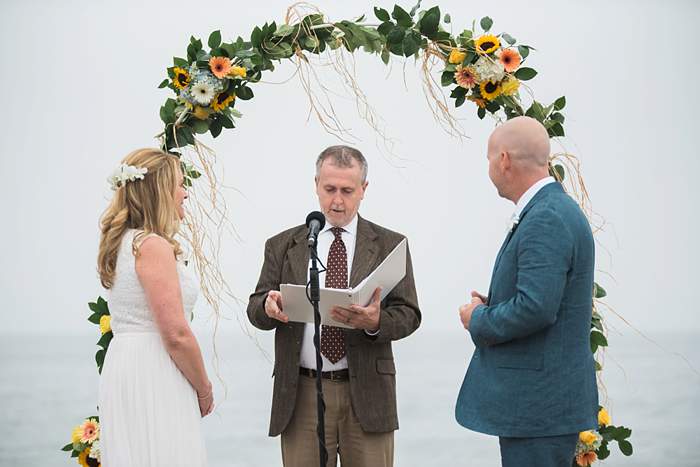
[98, 148, 183, 288]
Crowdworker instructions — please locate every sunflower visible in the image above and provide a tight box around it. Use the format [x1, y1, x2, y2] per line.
[211, 92, 235, 112]
[209, 56, 232, 79]
[99, 315, 111, 335]
[467, 95, 486, 109]
[454, 65, 478, 89]
[498, 48, 522, 72]
[501, 76, 520, 96]
[479, 80, 502, 101]
[79, 419, 99, 444]
[448, 48, 467, 64]
[172, 67, 191, 90]
[78, 448, 100, 467]
[227, 66, 247, 78]
[474, 34, 500, 55]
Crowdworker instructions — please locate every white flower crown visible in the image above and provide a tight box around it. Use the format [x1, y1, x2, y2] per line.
[108, 164, 148, 191]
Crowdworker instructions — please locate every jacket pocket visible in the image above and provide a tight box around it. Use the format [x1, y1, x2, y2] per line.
[376, 358, 396, 375]
[494, 352, 543, 370]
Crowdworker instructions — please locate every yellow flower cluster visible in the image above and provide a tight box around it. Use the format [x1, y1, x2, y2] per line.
[99, 315, 111, 335]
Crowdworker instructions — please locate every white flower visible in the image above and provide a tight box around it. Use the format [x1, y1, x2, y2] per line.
[88, 439, 102, 462]
[506, 213, 520, 233]
[475, 56, 505, 83]
[190, 81, 216, 105]
[108, 163, 148, 190]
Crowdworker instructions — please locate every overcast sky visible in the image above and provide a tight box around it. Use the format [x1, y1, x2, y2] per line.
[1, 0, 698, 342]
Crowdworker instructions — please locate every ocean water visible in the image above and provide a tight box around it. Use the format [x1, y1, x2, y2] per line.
[1, 329, 698, 466]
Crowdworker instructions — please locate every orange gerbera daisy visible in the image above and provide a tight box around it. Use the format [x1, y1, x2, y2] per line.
[498, 48, 522, 72]
[209, 56, 232, 79]
[454, 65, 478, 89]
[575, 451, 598, 466]
[79, 419, 99, 444]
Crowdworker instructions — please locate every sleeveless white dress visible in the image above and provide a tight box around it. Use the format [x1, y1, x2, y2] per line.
[98, 229, 206, 467]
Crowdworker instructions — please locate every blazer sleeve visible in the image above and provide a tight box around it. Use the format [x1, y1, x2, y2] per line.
[469, 208, 574, 347]
[369, 240, 422, 343]
[246, 238, 283, 331]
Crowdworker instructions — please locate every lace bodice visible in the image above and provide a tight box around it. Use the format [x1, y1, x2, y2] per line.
[108, 229, 198, 334]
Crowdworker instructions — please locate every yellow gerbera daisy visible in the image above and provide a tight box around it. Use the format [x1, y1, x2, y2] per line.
[579, 430, 597, 446]
[99, 315, 111, 335]
[228, 66, 247, 78]
[211, 93, 235, 112]
[71, 425, 84, 444]
[475, 34, 500, 55]
[501, 76, 520, 96]
[448, 48, 467, 64]
[479, 80, 502, 101]
[192, 106, 211, 120]
[172, 67, 190, 90]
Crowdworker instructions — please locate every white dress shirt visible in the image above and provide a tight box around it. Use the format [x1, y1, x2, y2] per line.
[511, 176, 555, 224]
[299, 215, 358, 370]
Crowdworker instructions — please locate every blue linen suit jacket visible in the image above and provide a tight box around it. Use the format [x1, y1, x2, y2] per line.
[455, 182, 598, 438]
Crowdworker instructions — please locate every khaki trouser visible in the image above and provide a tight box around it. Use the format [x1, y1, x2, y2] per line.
[281, 373, 394, 467]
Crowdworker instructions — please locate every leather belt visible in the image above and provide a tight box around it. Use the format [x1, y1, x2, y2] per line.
[299, 367, 350, 381]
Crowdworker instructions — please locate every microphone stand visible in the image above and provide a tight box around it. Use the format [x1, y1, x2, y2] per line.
[308, 241, 327, 467]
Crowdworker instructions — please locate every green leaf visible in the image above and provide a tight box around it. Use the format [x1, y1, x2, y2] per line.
[402, 34, 418, 57]
[95, 348, 106, 373]
[595, 360, 602, 371]
[235, 85, 254, 100]
[387, 26, 405, 45]
[441, 71, 455, 87]
[547, 122, 565, 138]
[392, 5, 413, 27]
[62, 443, 73, 451]
[525, 101, 546, 122]
[158, 78, 170, 89]
[97, 296, 109, 313]
[553, 96, 566, 111]
[477, 106, 486, 119]
[590, 330, 608, 353]
[87, 313, 101, 325]
[550, 112, 565, 124]
[273, 24, 295, 38]
[381, 48, 390, 65]
[97, 331, 113, 349]
[377, 21, 394, 36]
[173, 57, 189, 68]
[514, 67, 537, 81]
[191, 119, 209, 134]
[419, 6, 440, 39]
[455, 95, 465, 107]
[597, 441, 611, 459]
[518, 45, 530, 59]
[208, 30, 222, 49]
[444, 13, 451, 24]
[480, 16, 493, 31]
[209, 119, 223, 138]
[219, 113, 235, 129]
[594, 282, 607, 299]
[502, 33, 516, 45]
[618, 440, 633, 456]
[250, 26, 263, 48]
[374, 7, 390, 22]
[553, 164, 565, 181]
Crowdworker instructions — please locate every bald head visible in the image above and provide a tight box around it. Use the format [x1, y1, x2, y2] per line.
[486, 116, 552, 202]
[489, 116, 550, 170]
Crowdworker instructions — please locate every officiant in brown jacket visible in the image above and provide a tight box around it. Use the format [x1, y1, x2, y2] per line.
[247, 145, 421, 467]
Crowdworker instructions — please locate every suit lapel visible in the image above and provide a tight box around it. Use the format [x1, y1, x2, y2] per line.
[349, 216, 379, 288]
[487, 182, 562, 302]
[287, 229, 310, 285]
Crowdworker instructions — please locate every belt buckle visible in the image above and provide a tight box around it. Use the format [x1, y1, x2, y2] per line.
[329, 371, 337, 382]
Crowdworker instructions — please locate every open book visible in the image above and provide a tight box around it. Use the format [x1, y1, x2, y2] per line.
[280, 238, 407, 329]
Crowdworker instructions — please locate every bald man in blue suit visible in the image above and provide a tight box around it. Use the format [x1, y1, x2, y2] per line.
[456, 117, 598, 467]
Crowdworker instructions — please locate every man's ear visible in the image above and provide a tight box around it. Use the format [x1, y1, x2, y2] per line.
[360, 181, 369, 199]
[500, 151, 512, 170]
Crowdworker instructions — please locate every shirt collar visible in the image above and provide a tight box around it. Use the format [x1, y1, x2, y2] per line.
[322, 214, 358, 237]
[513, 176, 555, 220]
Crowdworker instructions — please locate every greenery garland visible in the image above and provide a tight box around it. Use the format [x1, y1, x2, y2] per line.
[63, 4, 633, 466]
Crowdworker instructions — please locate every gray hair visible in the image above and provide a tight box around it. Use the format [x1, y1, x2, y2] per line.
[315, 145, 368, 183]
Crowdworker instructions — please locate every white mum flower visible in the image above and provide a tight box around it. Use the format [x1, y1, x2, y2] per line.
[108, 164, 148, 190]
[475, 56, 505, 82]
[190, 81, 216, 105]
[88, 439, 102, 462]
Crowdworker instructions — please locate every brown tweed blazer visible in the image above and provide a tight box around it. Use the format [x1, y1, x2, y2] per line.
[247, 215, 421, 436]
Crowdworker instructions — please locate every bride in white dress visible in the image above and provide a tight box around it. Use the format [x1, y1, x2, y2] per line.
[97, 148, 213, 466]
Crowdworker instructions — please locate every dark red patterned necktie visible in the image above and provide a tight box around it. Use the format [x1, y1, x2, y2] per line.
[321, 227, 347, 363]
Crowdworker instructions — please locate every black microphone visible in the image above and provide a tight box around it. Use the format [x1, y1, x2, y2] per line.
[306, 211, 326, 248]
